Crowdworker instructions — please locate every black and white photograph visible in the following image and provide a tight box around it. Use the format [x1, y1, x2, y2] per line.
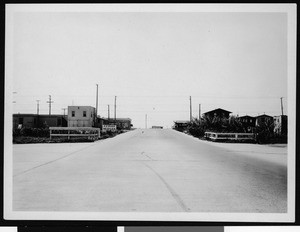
[4, 4, 296, 222]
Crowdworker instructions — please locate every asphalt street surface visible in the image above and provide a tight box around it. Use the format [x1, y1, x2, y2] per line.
[13, 129, 287, 212]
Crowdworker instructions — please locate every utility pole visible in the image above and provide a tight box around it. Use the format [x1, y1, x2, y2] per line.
[62, 108, 67, 117]
[108, 105, 110, 119]
[13, 92, 17, 104]
[96, 84, 99, 117]
[189, 96, 192, 122]
[47, 95, 54, 115]
[62, 108, 67, 127]
[114, 96, 117, 122]
[36, 100, 40, 128]
[36, 100, 40, 115]
[280, 97, 284, 116]
[199, 104, 201, 122]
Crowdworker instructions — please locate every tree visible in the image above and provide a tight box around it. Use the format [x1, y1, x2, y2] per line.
[188, 118, 205, 137]
[255, 119, 275, 144]
[187, 115, 245, 137]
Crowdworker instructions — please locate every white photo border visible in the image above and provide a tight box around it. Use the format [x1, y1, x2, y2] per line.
[4, 3, 297, 222]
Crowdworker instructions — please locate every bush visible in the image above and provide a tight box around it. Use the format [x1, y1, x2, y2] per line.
[186, 116, 245, 138]
[17, 127, 50, 137]
[188, 126, 205, 137]
[13, 136, 95, 144]
[255, 120, 275, 144]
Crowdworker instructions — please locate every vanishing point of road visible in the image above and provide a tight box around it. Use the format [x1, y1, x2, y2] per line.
[13, 129, 287, 212]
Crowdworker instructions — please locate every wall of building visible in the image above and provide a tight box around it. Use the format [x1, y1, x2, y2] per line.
[255, 115, 273, 127]
[68, 106, 96, 127]
[203, 109, 231, 119]
[13, 114, 36, 129]
[38, 115, 67, 127]
[98, 118, 132, 130]
[274, 115, 288, 136]
[13, 114, 67, 130]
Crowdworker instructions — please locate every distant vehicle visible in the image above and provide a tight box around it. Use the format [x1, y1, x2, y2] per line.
[152, 126, 163, 129]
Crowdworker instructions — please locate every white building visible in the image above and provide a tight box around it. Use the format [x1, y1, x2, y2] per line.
[68, 106, 96, 127]
[273, 115, 288, 136]
[102, 124, 117, 132]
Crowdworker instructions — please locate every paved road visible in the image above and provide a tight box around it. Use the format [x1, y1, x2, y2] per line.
[13, 129, 287, 212]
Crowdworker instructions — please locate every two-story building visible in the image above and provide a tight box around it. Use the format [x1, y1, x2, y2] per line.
[238, 115, 256, 132]
[203, 108, 232, 120]
[255, 114, 274, 127]
[67, 106, 96, 127]
[273, 115, 288, 136]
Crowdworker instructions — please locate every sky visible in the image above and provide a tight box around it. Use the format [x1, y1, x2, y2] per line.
[10, 8, 288, 128]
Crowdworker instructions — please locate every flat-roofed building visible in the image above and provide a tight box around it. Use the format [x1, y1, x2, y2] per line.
[173, 120, 189, 132]
[68, 106, 96, 127]
[104, 118, 132, 130]
[13, 114, 67, 129]
[274, 115, 288, 136]
[102, 124, 117, 132]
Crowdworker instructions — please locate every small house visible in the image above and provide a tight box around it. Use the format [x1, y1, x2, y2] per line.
[173, 120, 190, 132]
[255, 114, 273, 127]
[203, 108, 232, 119]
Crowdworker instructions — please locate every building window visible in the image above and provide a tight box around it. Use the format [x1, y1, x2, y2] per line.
[72, 111, 75, 117]
[83, 111, 87, 117]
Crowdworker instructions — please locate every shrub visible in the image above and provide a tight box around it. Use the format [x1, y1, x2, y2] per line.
[15, 127, 50, 138]
[187, 116, 245, 137]
[255, 120, 275, 144]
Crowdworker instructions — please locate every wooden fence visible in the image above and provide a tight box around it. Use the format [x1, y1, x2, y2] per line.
[204, 132, 255, 141]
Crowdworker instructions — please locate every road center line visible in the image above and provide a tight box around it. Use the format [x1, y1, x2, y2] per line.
[141, 151, 155, 161]
[13, 143, 97, 178]
[143, 162, 190, 212]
